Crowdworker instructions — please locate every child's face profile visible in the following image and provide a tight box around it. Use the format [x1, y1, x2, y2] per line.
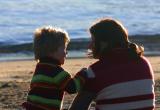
[52, 44, 67, 65]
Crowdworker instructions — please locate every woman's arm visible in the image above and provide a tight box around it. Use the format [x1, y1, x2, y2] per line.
[69, 90, 96, 110]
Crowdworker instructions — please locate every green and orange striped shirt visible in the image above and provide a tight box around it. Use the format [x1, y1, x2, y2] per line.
[22, 57, 86, 110]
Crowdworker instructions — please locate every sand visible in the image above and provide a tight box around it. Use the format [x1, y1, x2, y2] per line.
[0, 56, 159, 110]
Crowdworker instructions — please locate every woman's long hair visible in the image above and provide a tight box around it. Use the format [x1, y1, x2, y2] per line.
[89, 18, 144, 59]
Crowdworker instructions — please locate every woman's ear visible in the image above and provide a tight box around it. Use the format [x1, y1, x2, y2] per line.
[99, 42, 108, 52]
[88, 41, 93, 50]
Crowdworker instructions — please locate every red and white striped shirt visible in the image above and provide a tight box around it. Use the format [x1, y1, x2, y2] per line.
[84, 50, 155, 110]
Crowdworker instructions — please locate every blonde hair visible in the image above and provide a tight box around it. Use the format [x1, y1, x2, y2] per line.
[33, 26, 70, 60]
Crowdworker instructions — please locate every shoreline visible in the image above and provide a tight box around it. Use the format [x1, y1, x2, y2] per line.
[0, 34, 160, 53]
[0, 53, 160, 62]
[0, 49, 160, 62]
[0, 34, 159, 62]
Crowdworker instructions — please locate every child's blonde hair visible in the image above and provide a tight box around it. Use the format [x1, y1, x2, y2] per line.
[33, 26, 70, 60]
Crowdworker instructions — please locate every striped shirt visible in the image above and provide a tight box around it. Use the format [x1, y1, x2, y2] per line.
[83, 50, 155, 110]
[22, 57, 86, 110]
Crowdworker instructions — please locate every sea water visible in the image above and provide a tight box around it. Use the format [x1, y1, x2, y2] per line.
[0, 0, 160, 44]
[0, 50, 88, 62]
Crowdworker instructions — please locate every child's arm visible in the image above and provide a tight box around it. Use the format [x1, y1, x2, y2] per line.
[68, 90, 96, 110]
[64, 68, 87, 94]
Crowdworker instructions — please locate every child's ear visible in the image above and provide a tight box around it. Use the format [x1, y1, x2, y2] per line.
[48, 52, 56, 59]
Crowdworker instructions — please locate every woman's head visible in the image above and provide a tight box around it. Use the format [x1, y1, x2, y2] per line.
[89, 18, 128, 58]
[89, 18, 143, 59]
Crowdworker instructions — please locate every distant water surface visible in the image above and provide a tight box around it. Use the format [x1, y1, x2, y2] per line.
[0, 0, 160, 45]
[0, 50, 88, 62]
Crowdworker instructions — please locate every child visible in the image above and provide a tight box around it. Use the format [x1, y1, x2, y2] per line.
[22, 26, 86, 110]
[69, 18, 155, 110]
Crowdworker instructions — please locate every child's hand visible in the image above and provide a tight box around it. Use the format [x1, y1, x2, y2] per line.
[79, 68, 87, 72]
[77, 67, 95, 79]
[75, 68, 87, 79]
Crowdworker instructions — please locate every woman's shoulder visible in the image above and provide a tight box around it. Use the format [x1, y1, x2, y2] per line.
[139, 56, 151, 65]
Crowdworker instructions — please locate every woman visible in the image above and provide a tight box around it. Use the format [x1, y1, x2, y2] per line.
[69, 18, 155, 110]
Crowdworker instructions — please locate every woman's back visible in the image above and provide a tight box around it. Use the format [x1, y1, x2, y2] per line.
[84, 49, 155, 110]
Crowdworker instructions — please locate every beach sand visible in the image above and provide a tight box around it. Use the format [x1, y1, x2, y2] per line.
[0, 56, 160, 110]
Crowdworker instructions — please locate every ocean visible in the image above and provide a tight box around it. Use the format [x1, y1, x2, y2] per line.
[0, 0, 160, 44]
[0, 0, 160, 60]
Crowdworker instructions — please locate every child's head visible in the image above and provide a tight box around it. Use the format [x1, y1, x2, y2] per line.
[33, 26, 70, 64]
[89, 17, 143, 59]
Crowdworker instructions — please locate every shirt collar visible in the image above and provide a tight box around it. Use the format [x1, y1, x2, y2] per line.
[39, 57, 61, 65]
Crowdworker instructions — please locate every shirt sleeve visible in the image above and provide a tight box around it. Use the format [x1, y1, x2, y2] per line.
[68, 90, 96, 110]
[64, 68, 88, 94]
